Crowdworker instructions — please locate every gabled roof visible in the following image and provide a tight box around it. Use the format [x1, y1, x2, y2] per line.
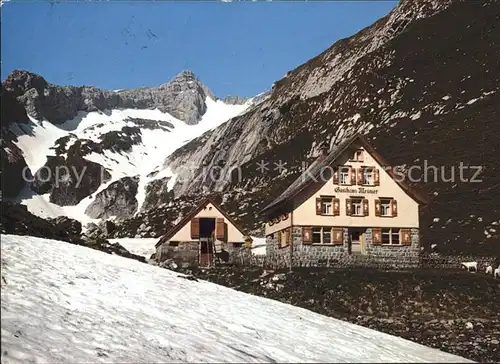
[155, 196, 250, 248]
[259, 133, 429, 217]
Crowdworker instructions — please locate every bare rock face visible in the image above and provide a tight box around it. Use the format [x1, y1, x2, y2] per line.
[1, 85, 32, 197]
[47, 216, 82, 237]
[30, 140, 112, 206]
[140, 177, 174, 212]
[117, 70, 215, 125]
[0, 201, 81, 243]
[2, 69, 216, 125]
[85, 176, 140, 219]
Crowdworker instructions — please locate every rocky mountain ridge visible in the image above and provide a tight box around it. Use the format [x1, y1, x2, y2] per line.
[2, 69, 237, 126]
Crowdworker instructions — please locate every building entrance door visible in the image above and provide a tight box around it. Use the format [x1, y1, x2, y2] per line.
[348, 228, 367, 255]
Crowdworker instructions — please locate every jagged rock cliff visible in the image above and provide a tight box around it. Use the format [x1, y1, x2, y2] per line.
[85, 176, 140, 219]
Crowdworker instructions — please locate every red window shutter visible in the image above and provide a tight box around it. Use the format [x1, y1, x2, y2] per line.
[372, 228, 382, 245]
[303, 227, 313, 244]
[191, 218, 200, 239]
[333, 168, 339, 185]
[357, 168, 363, 185]
[375, 199, 381, 217]
[391, 199, 398, 217]
[216, 218, 225, 240]
[402, 229, 411, 245]
[345, 199, 352, 216]
[333, 198, 340, 216]
[332, 228, 343, 245]
[350, 167, 356, 185]
[363, 199, 369, 216]
[374, 168, 380, 186]
[316, 198, 322, 215]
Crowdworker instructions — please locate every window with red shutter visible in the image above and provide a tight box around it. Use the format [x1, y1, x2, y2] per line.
[332, 228, 344, 245]
[339, 167, 350, 185]
[333, 168, 339, 185]
[333, 198, 340, 216]
[380, 198, 392, 217]
[402, 229, 412, 245]
[191, 218, 200, 239]
[374, 168, 380, 186]
[372, 228, 382, 245]
[303, 227, 313, 244]
[356, 168, 363, 185]
[345, 198, 352, 216]
[216, 218, 225, 240]
[375, 199, 381, 217]
[350, 167, 356, 185]
[391, 199, 398, 217]
[316, 198, 322, 215]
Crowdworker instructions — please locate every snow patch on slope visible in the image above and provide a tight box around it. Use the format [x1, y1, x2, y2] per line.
[1, 234, 471, 363]
[10, 117, 67, 173]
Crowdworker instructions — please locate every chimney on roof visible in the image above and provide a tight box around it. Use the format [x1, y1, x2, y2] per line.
[320, 143, 330, 157]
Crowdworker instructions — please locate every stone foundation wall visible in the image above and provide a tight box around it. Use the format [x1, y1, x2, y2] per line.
[264, 234, 292, 269]
[157, 241, 248, 268]
[234, 232, 498, 270]
[291, 226, 348, 267]
[420, 254, 499, 270]
[156, 241, 199, 267]
[362, 228, 421, 268]
[239, 227, 423, 269]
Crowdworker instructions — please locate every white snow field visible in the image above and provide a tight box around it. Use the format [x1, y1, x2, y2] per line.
[1, 235, 472, 364]
[10, 98, 251, 222]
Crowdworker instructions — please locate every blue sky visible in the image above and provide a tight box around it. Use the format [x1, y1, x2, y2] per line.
[2, 1, 396, 97]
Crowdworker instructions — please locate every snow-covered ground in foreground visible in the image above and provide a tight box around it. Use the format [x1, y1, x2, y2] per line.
[109, 237, 158, 259]
[1, 235, 472, 363]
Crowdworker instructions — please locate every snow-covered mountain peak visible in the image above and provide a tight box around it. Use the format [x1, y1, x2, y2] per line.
[159, 69, 199, 88]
